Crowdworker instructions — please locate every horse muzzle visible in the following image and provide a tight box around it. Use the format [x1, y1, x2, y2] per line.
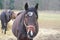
[26, 25, 35, 39]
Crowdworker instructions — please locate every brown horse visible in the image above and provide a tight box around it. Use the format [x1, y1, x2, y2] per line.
[12, 3, 39, 40]
[0, 10, 16, 34]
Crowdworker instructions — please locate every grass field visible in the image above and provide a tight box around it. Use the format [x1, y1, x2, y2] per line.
[0, 10, 60, 40]
[38, 11, 60, 29]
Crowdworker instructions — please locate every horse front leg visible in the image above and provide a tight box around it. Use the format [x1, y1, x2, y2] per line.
[17, 35, 21, 40]
[1, 22, 7, 34]
[17, 38, 20, 40]
[29, 38, 33, 40]
[4, 23, 7, 34]
[17, 32, 21, 40]
[4, 28, 6, 34]
[30, 39, 33, 40]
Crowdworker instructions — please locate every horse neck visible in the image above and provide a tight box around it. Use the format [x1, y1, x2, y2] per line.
[18, 11, 27, 35]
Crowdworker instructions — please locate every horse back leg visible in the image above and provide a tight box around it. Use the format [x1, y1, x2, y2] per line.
[2, 22, 7, 34]
[1, 21, 5, 34]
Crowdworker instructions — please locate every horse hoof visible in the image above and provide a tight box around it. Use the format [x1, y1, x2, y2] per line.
[4, 31, 6, 34]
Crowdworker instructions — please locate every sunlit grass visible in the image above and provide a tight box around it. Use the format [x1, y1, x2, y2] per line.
[38, 11, 60, 29]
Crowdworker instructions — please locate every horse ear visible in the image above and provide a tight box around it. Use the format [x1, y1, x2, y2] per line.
[35, 3, 38, 10]
[25, 3, 28, 10]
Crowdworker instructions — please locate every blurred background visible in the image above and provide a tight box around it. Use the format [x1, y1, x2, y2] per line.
[0, 0, 60, 40]
[0, 0, 60, 10]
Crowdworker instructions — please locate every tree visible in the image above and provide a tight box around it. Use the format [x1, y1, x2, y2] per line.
[9, 0, 14, 10]
[0, 0, 3, 9]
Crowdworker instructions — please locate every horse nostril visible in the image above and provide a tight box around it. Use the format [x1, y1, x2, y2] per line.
[27, 25, 35, 32]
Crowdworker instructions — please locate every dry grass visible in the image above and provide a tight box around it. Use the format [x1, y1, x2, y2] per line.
[0, 10, 60, 40]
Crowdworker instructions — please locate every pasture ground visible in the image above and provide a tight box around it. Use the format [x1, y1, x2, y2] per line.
[0, 10, 60, 40]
